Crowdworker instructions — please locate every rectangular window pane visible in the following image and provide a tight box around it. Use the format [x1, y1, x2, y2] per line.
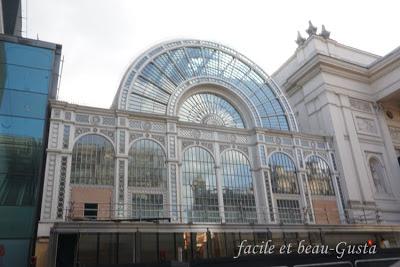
[0, 89, 48, 119]
[118, 233, 135, 264]
[78, 234, 98, 267]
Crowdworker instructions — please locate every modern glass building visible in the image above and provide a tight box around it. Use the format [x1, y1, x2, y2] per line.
[0, 34, 61, 267]
[35, 37, 400, 267]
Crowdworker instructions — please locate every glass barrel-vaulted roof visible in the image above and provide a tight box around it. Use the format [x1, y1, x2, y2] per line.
[178, 93, 245, 128]
[114, 40, 298, 131]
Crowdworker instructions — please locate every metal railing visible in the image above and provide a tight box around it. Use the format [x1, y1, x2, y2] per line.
[64, 202, 386, 225]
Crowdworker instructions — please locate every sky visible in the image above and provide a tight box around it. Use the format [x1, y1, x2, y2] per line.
[28, 0, 400, 109]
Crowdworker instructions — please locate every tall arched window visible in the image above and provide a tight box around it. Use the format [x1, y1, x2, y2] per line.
[306, 155, 335, 196]
[182, 147, 219, 222]
[268, 153, 299, 194]
[128, 139, 167, 219]
[128, 139, 166, 188]
[71, 134, 115, 185]
[369, 157, 388, 194]
[221, 150, 256, 223]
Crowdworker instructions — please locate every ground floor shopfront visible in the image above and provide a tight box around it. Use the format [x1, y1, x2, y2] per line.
[37, 222, 400, 267]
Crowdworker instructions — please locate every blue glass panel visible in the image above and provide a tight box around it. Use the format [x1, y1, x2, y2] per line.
[2, 42, 54, 69]
[0, 115, 44, 138]
[0, 89, 47, 119]
[2, 64, 52, 94]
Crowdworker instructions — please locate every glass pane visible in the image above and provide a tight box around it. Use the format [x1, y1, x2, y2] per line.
[139, 233, 157, 263]
[118, 233, 135, 264]
[98, 233, 117, 265]
[306, 155, 335, 196]
[159, 233, 175, 262]
[0, 89, 47, 119]
[268, 152, 299, 194]
[78, 234, 98, 266]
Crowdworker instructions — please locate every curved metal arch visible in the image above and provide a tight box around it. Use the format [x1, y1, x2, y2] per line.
[220, 148, 253, 170]
[181, 144, 217, 164]
[73, 132, 117, 154]
[304, 154, 333, 174]
[267, 151, 298, 169]
[114, 39, 298, 132]
[128, 137, 167, 158]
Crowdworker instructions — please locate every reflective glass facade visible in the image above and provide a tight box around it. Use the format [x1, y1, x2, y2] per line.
[306, 155, 335, 196]
[120, 41, 297, 131]
[71, 134, 115, 185]
[178, 93, 245, 128]
[128, 139, 166, 187]
[221, 150, 256, 223]
[0, 38, 59, 267]
[268, 152, 299, 194]
[181, 147, 219, 222]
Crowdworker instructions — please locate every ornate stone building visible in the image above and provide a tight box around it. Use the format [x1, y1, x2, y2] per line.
[35, 33, 400, 266]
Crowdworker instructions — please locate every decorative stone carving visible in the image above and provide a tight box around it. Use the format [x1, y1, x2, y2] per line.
[169, 136, 176, 158]
[303, 150, 313, 159]
[64, 111, 71, 120]
[317, 151, 329, 161]
[236, 145, 249, 156]
[349, 98, 372, 113]
[119, 117, 126, 126]
[355, 117, 377, 134]
[119, 131, 126, 154]
[129, 120, 142, 129]
[102, 117, 116, 126]
[219, 144, 231, 152]
[56, 156, 68, 219]
[266, 146, 277, 155]
[320, 25, 330, 39]
[62, 125, 70, 149]
[306, 20, 317, 36]
[74, 127, 91, 138]
[42, 154, 56, 219]
[182, 140, 194, 150]
[152, 134, 166, 147]
[49, 123, 60, 148]
[229, 134, 236, 143]
[142, 121, 152, 131]
[192, 129, 201, 139]
[389, 126, 400, 142]
[100, 129, 115, 141]
[201, 142, 214, 151]
[283, 148, 294, 158]
[75, 114, 90, 123]
[129, 132, 143, 143]
[53, 109, 61, 118]
[295, 31, 306, 46]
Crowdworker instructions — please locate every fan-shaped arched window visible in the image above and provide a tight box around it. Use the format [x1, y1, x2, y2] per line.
[128, 139, 166, 188]
[369, 157, 388, 194]
[268, 153, 299, 194]
[221, 150, 256, 223]
[178, 93, 245, 128]
[181, 147, 219, 222]
[71, 134, 115, 185]
[306, 155, 335, 196]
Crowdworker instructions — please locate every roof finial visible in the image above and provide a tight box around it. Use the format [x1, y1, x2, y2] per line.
[295, 31, 306, 46]
[320, 24, 331, 39]
[306, 20, 317, 36]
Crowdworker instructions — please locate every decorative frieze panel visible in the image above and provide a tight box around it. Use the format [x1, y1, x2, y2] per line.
[53, 109, 61, 118]
[282, 148, 294, 158]
[219, 144, 231, 153]
[281, 137, 293, 146]
[355, 117, 378, 135]
[118, 160, 125, 216]
[266, 146, 277, 156]
[74, 127, 90, 138]
[75, 114, 90, 123]
[42, 154, 56, 219]
[265, 136, 274, 143]
[170, 164, 178, 220]
[56, 156, 68, 219]
[349, 97, 372, 113]
[201, 142, 214, 152]
[129, 132, 143, 143]
[64, 112, 71, 120]
[102, 117, 116, 126]
[129, 120, 142, 129]
[182, 140, 195, 150]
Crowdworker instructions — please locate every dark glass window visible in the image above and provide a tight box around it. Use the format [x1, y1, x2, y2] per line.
[128, 139, 166, 187]
[0, 89, 48, 119]
[159, 233, 175, 262]
[83, 203, 98, 219]
[139, 233, 157, 263]
[70, 134, 115, 185]
[78, 234, 98, 267]
[306, 155, 335, 196]
[118, 233, 135, 264]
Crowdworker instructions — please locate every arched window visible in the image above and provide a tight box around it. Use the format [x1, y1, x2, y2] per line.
[369, 157, 388, 194]
[71, 134, 115, 185]
[221, 150, 256, 223]
[128, 139, 166, 188]
[268, 153, 299, 194]
[181, 147, 219, 222]
[306, 155, 335, 196]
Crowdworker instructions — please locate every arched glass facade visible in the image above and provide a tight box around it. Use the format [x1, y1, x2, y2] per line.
[116, 40, 298, 131]
[221, 150, 256, 223]
[268, 153, 299, 194]
[181, 147, 219, 222]
[369, 157, 388, 194]
[178, 93, 245, 128]
[71, 134, 115, 185]
[128, 139, 167, 188]
[305, 155, 335, 196]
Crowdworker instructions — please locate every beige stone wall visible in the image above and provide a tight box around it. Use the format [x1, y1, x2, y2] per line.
[312, 198, 340, 224]
[69, 186, 113, 220]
